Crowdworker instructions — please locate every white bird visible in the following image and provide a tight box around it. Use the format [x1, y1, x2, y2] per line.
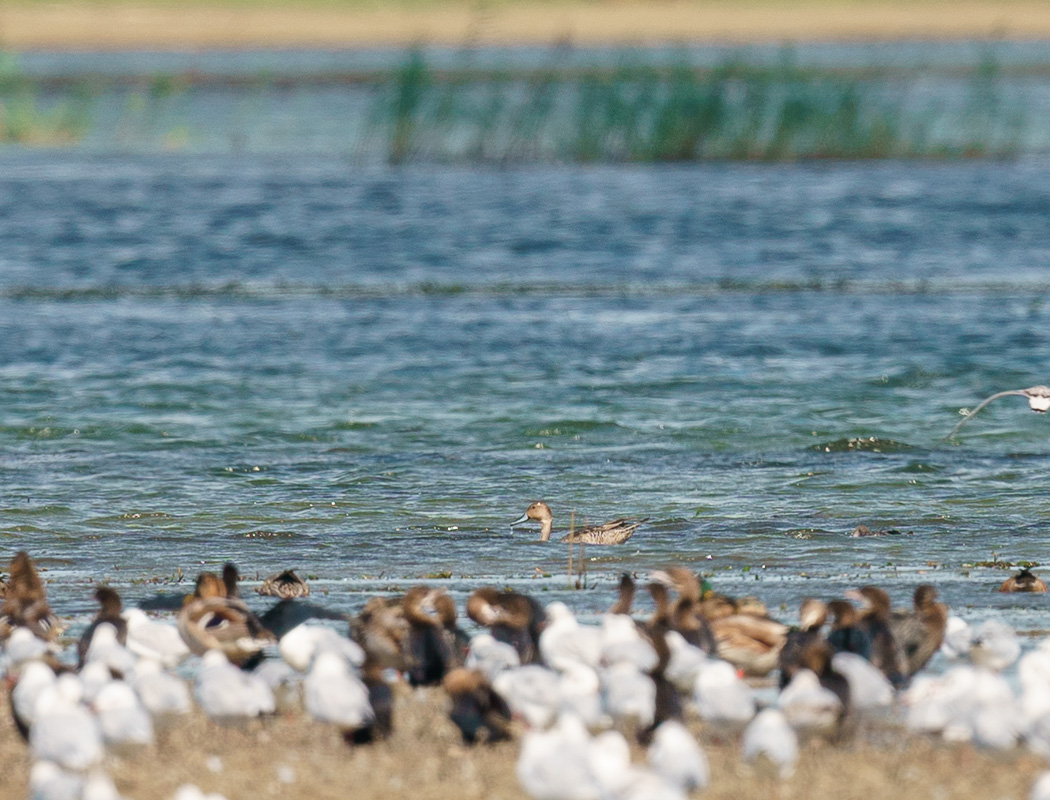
[12, 660, 57, 733]
[778, 668, 842, 736]
[84, 622, 138, 677]
[94, 680, 155, 748]
[4, 625, 55, 670]
[539, 603, 602, 672]
[195, 650, 275, 720]
[663, 630, 708, 693]
[303, 651, 374, 733]
[128, 658, 192, 717]
[693, 659, 755, 726]
[970, 619, 1021, 671]
[742, 708, 799, 779]
[465, 633, 520, 682]
[516, 713, 602, 800]
[82, 770, 126, 800]
[79, 662, 114, 706]
[279, 623, 364, 673]
[557, 661, 606, 730]
[1032, 772, 1050, 800]
[940, 615, 972, 660]
[30, 674, 105, 771]
[28, 760, 83, 800]
[123, 609, 190, 668]
[831, 651, 893, 711]
[647, 720, 710, 792]
[946, 384, 1050, 440]
[493, 664, 562, 729]
[601, 662, 656, 729]
[599, 613, 658, 672]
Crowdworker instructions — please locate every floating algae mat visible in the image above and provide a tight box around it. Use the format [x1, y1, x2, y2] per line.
[0, 45, 1048, 159]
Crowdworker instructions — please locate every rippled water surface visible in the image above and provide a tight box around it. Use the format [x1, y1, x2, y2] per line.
[2, 152, 1050, 631]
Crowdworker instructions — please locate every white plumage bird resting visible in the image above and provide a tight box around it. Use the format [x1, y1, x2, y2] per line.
[30, 675, 105, 771]
[123, 609, 190, 668]
[742, 708, 798, 779]
[647, 720, 710, 792]
[303, 651, 374, 731]
[194, 650, 275, 719]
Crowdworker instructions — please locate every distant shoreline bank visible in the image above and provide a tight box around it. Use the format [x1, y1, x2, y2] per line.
[0, 2, 1049, 50]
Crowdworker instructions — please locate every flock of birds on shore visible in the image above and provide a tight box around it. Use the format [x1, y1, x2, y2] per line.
[4, 547, 1050, 800]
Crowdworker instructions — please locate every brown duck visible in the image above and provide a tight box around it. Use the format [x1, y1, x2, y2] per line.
[889, 584, 948, 677]
[0, 552, 61, 642]
[511, 501, 646, 544]
[999, 568, 1048, 593]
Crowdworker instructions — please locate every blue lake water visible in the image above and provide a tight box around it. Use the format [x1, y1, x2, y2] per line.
[2, 150, 1050, 634]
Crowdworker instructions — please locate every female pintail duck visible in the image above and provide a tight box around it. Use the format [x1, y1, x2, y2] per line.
[945, 384, 1050, 440]
[999, 568, 1048, 593]
[0, 552, 62, 642]
[511, 501, 647, 545]
[256, 569, 310, 599]
[888, 583, 948, 677]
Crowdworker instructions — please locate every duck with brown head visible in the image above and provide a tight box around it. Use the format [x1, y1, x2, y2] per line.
[511, 501, 646, 545]
[889, 583, 948, 677]
[847, 586, 906, 686]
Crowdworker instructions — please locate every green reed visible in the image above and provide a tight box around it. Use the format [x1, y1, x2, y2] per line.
[369, 48, 1030, 163]
[0, 53, 95, 144]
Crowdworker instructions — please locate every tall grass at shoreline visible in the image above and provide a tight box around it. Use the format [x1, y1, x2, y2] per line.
[0, 47, 1034, 159]
[373, 49, 1025, 162]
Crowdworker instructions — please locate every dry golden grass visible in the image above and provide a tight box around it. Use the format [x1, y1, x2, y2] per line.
[0, 2, 1049, 49]
[1, 680, 1046, 800]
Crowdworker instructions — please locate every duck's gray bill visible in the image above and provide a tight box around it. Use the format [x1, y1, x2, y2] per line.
[510, 513, 530, 526]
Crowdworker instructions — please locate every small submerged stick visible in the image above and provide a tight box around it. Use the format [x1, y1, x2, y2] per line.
[944, 385, 1050, 441]
[567, 511, 575, 590]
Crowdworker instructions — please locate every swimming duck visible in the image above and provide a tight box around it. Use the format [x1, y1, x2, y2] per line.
[77, 586, 128, 669]
[511, 501, 646, 545]
[999, 568, 1048, 593]
[402, 584, 468, 685]
[256, 569, 310, 599]
[946, 384, 1050, 440]
[889, 584, 948, 677]
[1, 551, 62, 642]
[848, 586, 906, 686]
[777, 598, 828, 690]
[466, 586, 545, 664]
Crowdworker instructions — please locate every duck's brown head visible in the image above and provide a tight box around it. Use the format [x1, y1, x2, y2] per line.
[798, 597, 827, 631]
[194, 571, 226, 600]
[512, 501, 553, 525]
[913, 584, 939, 610]
[826, 599, 859, 628]
[849, 586, 892, 620]
[94, 586, 123, 616]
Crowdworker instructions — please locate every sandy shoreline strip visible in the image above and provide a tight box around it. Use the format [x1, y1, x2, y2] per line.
[0, 2, 1048, 50]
